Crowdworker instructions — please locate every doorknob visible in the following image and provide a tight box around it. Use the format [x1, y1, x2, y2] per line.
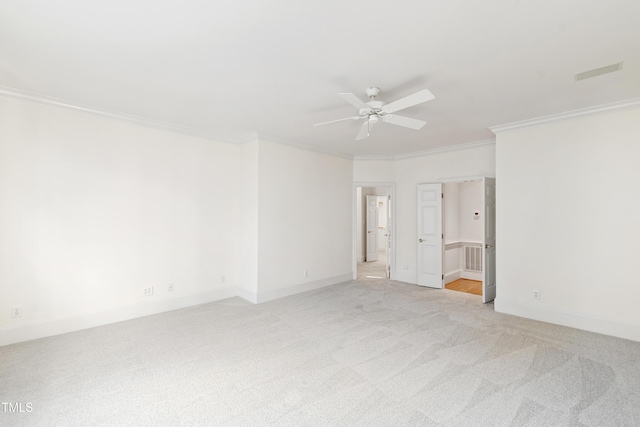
[419, 238, 424, 242]
[485, 244, 493, 249]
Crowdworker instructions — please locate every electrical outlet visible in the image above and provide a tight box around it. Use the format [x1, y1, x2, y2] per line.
[142, 286, 154, 296]
[168, 283, 174, 292]
[221, 275, 226, 284]
[303, 269, 309, 278]
[533, 290, 540, 300]
[11, 305, 22, 318]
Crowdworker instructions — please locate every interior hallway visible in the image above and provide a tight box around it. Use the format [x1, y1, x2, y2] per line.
[357, 250, 388, 280]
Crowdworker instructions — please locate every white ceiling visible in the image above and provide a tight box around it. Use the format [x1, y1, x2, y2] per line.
[1, 0, 639, 157]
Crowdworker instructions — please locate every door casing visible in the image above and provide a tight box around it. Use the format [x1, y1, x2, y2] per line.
[352, 183, 396, 280]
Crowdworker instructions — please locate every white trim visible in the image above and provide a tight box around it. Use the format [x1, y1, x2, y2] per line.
[257, 134, 354, 160]
[254, 273, 352, 304]
[461, 271, 482, 281]
[495, 297, 640, 343]
[0, 287, 237, 347]
[490, 97, 640, 133]
[0, 85, 239, 144]
[354, 139, 496, 161]
[394, 271, 417, 285]
[0, 86, 354, 160]
[444, 270, 461, 284]
[438, 175, 493, 183]
[353, 182, 397, 281]
[236, 131, 260, 145]
[445, 242, 462, 250]
[235, 287, 258, 304]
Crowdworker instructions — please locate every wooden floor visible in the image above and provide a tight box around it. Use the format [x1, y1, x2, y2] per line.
[445, 278, 482, 296]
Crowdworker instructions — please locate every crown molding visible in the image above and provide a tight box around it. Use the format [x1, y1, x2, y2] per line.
[0, 85, 239, 144]
[490, 97, 640, 134]
[0, 86, 356, 159]
[256, 134, 354, 160]
[353, 138, 496, 161]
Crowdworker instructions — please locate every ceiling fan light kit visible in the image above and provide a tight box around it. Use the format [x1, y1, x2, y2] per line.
[314, 86, 435, 140]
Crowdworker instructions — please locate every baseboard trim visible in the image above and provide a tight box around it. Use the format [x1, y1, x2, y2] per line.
[1, 274, 356, 346]
[461, 271, 482, 281]
[0, 287, 237, 347]
[393, 271, 417, 285]
[235, 287, 258, 304]
[255, 273, 352, 304]
[494, 297, 640, 342]
[445, 270, 461, 284]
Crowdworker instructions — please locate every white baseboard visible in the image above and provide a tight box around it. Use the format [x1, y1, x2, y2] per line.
[1, 274, 354, 347]
[235, 287, 258, 304]
[254, 273, 352, 304]
[495, 297, 640, 343]
[393, 271, 417, 285]
[445, 270, 461, 284]
[461, 271, 482, 281]
[0, 287, 237, 347]
[357, 255, 365, 263]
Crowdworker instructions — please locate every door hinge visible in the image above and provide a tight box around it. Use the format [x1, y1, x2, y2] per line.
[441, 193, 444, 199]
[442, 274, 444, 280]
[442, 234, 444, 239]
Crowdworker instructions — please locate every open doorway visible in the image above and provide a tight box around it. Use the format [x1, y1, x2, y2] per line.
[443, 179, 484, 297]
[353, 183, 395, 281]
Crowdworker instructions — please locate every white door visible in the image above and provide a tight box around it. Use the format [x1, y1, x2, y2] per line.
[366, 195, 378, 262]
[417, 183, 443, 288]
[483, 177, 496, 303]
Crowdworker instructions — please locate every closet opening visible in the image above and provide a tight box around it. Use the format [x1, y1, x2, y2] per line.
[443, 180, 484, 297]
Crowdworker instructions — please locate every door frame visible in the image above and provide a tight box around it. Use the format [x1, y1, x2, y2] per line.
[352, 182, 396, 280]
[439, 175, 496, 301]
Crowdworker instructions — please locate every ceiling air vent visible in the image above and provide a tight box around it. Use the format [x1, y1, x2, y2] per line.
[575, 62, 623, 81]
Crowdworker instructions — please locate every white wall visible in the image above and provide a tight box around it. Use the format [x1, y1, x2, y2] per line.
[353, 160, 395, 182]
[0, 96, 240, 343]
[444, 182, 460, 243]
[256, 139, 353, 301]
[495, 104, 640, 341]
[238, 141, 259, 299]
[459, 180, 483, 243]
[0, 98, 356, 345]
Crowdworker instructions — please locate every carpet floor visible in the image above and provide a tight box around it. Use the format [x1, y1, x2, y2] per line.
[1, 279, 639, 426]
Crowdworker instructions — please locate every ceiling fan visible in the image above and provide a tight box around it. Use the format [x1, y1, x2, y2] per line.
[314, 86, 435, 140]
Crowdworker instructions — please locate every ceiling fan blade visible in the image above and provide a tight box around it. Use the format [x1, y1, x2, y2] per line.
[382, 89, 435, 114]
[313, 116, 361, 126]
[339, 93, 371, 111]
[382, 114, 427, 130]
[355, 119, 374, 140]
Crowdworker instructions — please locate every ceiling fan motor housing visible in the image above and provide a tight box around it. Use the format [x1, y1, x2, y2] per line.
[366, 87, 380, 98]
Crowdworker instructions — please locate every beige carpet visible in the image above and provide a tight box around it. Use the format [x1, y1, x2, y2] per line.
[1, 278, 639, 426]
[357, 250, 388, 280]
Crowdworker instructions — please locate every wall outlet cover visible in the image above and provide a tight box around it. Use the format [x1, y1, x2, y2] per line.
[11, 305, 22, 318]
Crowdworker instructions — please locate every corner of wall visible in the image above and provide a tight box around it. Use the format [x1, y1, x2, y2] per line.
[0, 288, 238, 347]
